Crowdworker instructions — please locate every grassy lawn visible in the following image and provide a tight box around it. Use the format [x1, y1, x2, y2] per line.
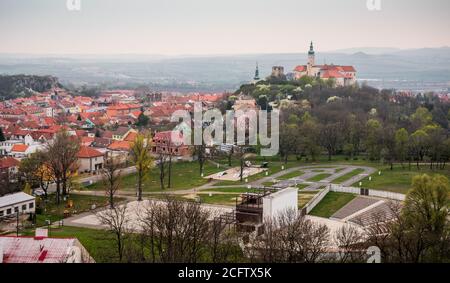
[332, 168, 365, 184]
[277, 170, 305, 180]
[309, 192, 356, 218]
[84, 161, 224, 192]
[36, 194, 125, 226]
[352, 166, 450, 194]
[297, 184, 310, 190]
[307, 173, 332, 182]
[21, 226, 119, 262]
[146, 192, 239, 206]
[204, 187, 251, 193]
[197, 193, 240, 206]
[298, 192, 318, 208]
[213, 161, 310, 186]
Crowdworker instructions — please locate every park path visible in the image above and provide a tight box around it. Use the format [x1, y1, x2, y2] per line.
[73, 164, 377, 198]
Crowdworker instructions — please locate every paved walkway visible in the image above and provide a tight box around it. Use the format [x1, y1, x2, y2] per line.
[73, 164, 376, 197]
[63, 199, 234, 230]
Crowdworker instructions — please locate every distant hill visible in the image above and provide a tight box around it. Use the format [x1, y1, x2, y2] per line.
[0, 47, 449, 92]
[330, 47, 402, 55]
[0, 75, 60, 100]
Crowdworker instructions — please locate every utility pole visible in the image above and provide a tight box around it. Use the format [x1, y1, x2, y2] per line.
[16, 210, 19, 236]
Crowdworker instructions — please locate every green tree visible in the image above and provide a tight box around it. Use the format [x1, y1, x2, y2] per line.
[402, 174, 450, 262]
[364, 119, 382, 161]
[257, 95, 268, 110]
[395, 128, 409, 168]
[130, 134, 153, 201]
[411, 107, 433, 130]
[0, 127, 5, 142]
[410, 130, 428, 169]
[136, 113, 150, 127]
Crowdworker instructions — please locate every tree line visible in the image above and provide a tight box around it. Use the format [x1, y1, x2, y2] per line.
[97, 173, 449, 263]
[277, 85, 450, 168]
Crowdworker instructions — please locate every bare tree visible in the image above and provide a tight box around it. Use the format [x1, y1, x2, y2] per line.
[207, 215, 243, 263]
[96, 204, 130, 262]
[250, 209, 330, 263]
[155, 151, 169, 190]
[333, 225, 365, 263]
[102, 155, 122, 209]
[139, 197, 211, 263]
[45, 130, 80, 204]
[194, 144, 206, 176]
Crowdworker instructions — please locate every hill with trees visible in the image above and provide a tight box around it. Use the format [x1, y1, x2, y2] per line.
[233, 78, 450, 167]
[0, 74, 60, 100]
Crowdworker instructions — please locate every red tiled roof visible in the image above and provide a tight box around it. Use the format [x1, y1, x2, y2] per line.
[11, 144, 28, 153]
[81, 136, 95, 146]
[153, 131, 184, 144]
[0, 236, 78, 263]
[0, 157, 20, 169]
[130, 110, 142, 118]
[12, 129, 29, 136]
[123, 131, 138, 142]
[108, 141, 131, 151]
[77, 146, 104, 158]
[294, 65, 307, 72]
[341, 66, 356, 72]
[321, 70, 345, 79]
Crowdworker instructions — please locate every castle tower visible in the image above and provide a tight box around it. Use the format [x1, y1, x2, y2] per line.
[253, 62, 260, 83]
[307, 41, 315, 76]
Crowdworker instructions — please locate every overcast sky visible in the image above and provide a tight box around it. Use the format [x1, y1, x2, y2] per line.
[0, 0, 449, 55]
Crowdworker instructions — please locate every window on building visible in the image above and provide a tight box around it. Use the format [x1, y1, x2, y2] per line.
[0, 210, 4, 216]
[29, 202, 34, 209]
[7, 208, 11, 215]
[22, 204, 27, 211]
[14, 207, 19, 213]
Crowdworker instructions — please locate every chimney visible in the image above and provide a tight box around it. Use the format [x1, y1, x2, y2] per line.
[35, 228, 48, 239]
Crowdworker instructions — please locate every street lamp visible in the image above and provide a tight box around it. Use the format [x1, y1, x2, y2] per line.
[16, 211, 19, 236]
[46, 219, 51, 236]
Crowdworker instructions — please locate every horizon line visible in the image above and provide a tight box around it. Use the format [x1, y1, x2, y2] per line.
[0, 46, 449, 58]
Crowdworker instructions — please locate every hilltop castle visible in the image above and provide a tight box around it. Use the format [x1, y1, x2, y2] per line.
[293, 42, 357, 86]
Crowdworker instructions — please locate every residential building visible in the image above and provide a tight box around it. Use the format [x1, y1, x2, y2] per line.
[293, 42, 357, 87]
[152, 131, 191, 160]
[0, 192, 35, 217]
[77, 146, 104, 173]
[0, 235, 93, 263]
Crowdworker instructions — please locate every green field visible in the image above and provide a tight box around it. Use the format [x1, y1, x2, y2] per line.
[22, 226, 117, 262]
[146, 192, 240, 206]
[307, 173, 332, 182]
[332, 168, 365, 184]
[309, 192, 356, 218]
[198, 193, 240, 206]
[212, 162, 299, 186]
[352, 166, 450, 194]
[298, 191, 318, 208]
[36, 194, 125, 226]
[297, 184, 310, 190]
[84, 161, 224, 192]
[204, 187, 255, 193]
[277, 170, 305, 180]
